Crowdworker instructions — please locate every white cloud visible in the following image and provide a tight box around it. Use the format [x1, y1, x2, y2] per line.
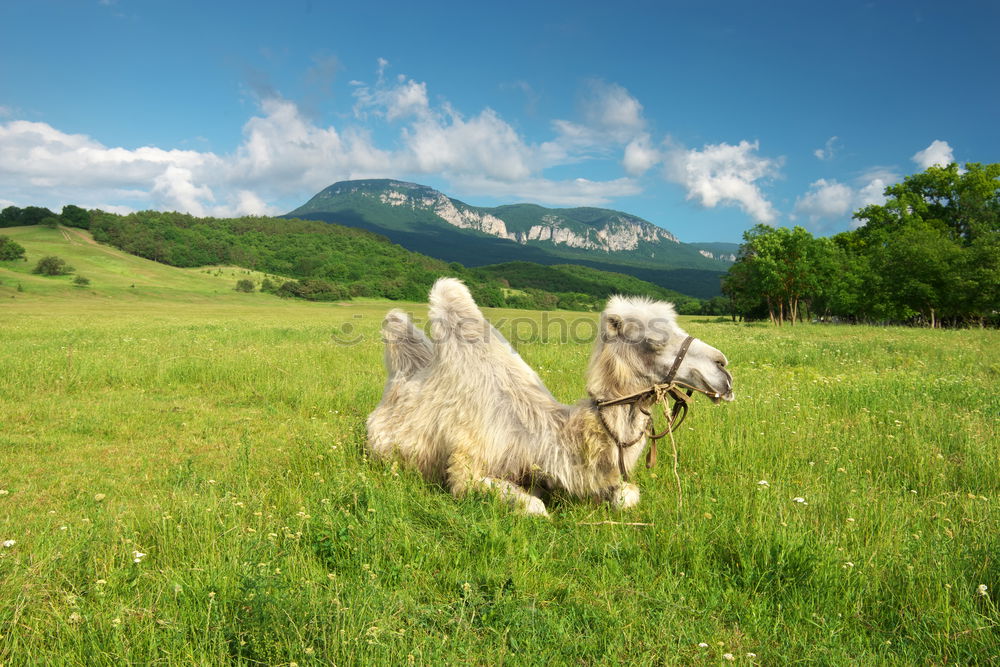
[0, 120, 214, 189]
[814, 136, 839, 161]
[230, 96, 392, 194]
[912, 139, 955, 169]
[580, 80, 646, 141]
[855, 177, 890, 208]
[152, 166, 214, 216]
[792, 171, 898, 231]
[547, 81, 649, 160]
[793, 179, 854, 221]
[402, 106, 534, 181]
[664, 140, 781, 223]
[353, 75, 429, 121]
[622, 135, 660, 176]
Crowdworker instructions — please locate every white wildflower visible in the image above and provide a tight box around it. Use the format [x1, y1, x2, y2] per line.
[2, 540, 15, 548]
[698, 642, 708, 648]
[723, 653, 735, 661]
[792, 497, 806, 503]
[757, 480, 769, 487]
[132, 551, 146, 563]
[978, 584, 989, 597]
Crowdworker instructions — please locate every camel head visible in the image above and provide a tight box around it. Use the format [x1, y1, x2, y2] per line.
[586, 296, 734, 403]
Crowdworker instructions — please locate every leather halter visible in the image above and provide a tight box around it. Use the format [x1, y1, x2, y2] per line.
[592, 335, 702, 481]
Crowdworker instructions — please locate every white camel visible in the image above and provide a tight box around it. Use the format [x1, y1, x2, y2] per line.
[366, 278, 733, 516]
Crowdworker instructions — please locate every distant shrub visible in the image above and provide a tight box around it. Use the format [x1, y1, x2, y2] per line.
[0, 235, 26, 261]
[260, 278, 277, 293]
[276, 278, 349, 302]
[73, 275, 91, 287]
[32, 255, 74, 276]
[235, 278, 255, 293]
[40, 216, 61, 228]
[348, 281, 375, 297]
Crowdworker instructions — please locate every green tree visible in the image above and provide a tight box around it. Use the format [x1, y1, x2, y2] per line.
[0, 235, 26, 261]
[0, 206, 56, 227]
[853, 162, 999, 325]
[723, 225, 832, 324]
[61, 205, 91, 230]
[235, 278, 255, 293]
[0, 206, 22, 228]
[32, 256, 74, 276]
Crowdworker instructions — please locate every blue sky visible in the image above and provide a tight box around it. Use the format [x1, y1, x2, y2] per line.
[1, 1, 997, 243]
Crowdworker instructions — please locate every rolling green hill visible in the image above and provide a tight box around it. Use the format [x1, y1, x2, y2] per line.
[0, 225, 280, 302]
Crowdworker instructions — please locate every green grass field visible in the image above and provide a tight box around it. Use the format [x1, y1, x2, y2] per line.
[1, 227, 998, 664]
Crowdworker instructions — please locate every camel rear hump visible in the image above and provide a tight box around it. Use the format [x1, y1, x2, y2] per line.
[428, 277, 487, 344]
[381, 309, 433, 381]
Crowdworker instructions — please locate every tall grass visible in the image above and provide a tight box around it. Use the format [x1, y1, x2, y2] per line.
[0, 295, 997, 664]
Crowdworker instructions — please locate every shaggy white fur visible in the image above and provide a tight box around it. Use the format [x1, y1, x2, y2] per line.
[366, 278, 733, 516]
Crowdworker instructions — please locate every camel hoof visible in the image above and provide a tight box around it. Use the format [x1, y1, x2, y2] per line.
[522, 496, 550, 517]
[613, 483, 641, 510]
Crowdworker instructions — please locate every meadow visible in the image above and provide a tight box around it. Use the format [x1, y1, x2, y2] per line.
[1, 227, 998, 664]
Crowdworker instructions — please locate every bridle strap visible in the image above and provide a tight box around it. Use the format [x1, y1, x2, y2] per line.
[663, 335, 695, 385]
[593, 336, 702, 481]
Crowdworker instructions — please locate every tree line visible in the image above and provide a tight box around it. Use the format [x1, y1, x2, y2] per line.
[722, 163, 1000, 327]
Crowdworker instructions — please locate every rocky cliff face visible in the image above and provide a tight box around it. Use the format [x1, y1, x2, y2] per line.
[363, 180, 680, 253]
[698, 249, 738, 262]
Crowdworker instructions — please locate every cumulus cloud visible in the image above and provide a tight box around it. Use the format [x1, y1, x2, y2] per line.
[580, 80, 647, 141]
[793, 179, 854, 221]
[152, 166, 215, 216]
[403, 108, 533, 181]
[622, 135, 660, 176]
[792, 170, 898, 231]
[814, 136, 839, 161]
[353, 75, 430, 121]
[912, 139, 955, 169]
[547, 80, 650, 162]
[664, 140, 781, 223]
[231, 96, 391, 193]
[0, 120, 214, 189]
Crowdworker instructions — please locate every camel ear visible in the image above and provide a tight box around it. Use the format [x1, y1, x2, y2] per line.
[602, 313, 624, 340]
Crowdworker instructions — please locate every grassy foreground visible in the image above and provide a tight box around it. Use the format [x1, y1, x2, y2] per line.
[1, 234, 999, 664]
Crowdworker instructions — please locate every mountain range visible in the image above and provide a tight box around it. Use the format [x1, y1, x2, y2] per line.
[285, 179, 738, 298]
